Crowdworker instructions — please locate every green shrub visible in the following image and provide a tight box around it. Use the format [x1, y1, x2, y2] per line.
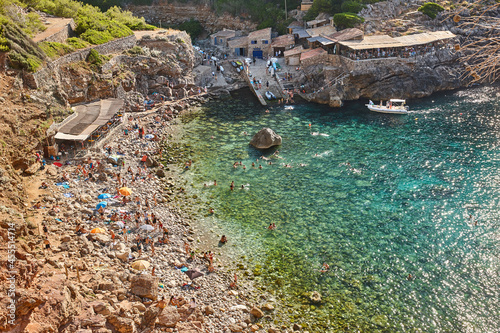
[76, 5, 132, 44]
[105, 6, 155, 31]
[80, 29, 114, 44]
[341, 0, 364, 13]
[333, 12, 364, 28]
[0, 20, 10, 52]
[66, 37, 90, 49]
[86, 48, 103, 66]
[39, 41, 74, 59]
[418, 2, 445, 19]
[23, 12, 47, 37]
[126, 45, 144, 55]
[8, 50, 43, 72]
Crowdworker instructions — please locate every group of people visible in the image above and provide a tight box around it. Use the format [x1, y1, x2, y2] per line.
[342, 43, 440, 61]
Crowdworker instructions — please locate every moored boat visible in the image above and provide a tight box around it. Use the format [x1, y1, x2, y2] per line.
[366, 99, 409, 114]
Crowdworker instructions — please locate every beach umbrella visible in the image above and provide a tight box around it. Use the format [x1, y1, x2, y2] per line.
[145, 134, 154, 139]
[96, 201, 108, 210]
[140, 224, 154, 231]
[98, 193, 112, 199]
[131, 260, 150, 271]
[53, 162, 63, 167]
[184, 269, 204, 280]
[90, 227, 106, 234]
[119, 187, 132, 196]
[115, 221, 125, 229]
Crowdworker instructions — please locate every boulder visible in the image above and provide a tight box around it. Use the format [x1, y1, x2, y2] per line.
[88, 233, 110, 244]
[130, 275, 159, 300]
[145, 156, 158, 167]
[262, 303, 274, 311]
[156, 168, 165, 178]
[24, 162, 40, 175]
[106, 314, 137, 333]
[249, 306, 264, 318]
[157, 306, 180, 327]
[116, 251, 130, 262]
[140, 306, 160, 329]
[249, 128, 282, 149]
[204, 305, 214, 315]
[309, 291, 322, 303]
[228, 323, 243, 332]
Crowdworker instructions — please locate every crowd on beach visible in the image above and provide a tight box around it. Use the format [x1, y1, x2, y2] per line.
[29, 101, 290, 331]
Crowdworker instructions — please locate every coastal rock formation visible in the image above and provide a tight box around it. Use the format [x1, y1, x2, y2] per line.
[127, 2, 257, 34]
[249, 128, 282, 149]
[302, 49, 462, 106]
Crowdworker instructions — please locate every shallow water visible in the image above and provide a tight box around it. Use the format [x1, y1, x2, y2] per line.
[178, 87, 500, 332]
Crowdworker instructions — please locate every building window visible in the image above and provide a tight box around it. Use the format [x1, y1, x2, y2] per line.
[262, 40, 268, 44]
[251, 40, 257, 44]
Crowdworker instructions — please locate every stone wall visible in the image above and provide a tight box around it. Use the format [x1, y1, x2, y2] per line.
[301, 52, 328, 67]
[37, 19, 76, 44]
[46, 35, 136, 70]
[28, 35, 137, 89]
[341, 56, 415, 73]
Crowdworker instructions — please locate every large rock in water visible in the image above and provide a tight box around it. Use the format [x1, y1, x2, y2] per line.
[249, 128, 282, 149]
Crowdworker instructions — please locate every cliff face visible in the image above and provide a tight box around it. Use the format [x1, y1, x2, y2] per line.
[31, 31, 198, 106]
[127, 1, 257, 34]
[344, 49, 461, 100]
[302, 49, 462, 106]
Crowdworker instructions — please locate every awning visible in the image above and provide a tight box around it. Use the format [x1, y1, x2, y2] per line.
[339, 31, 456, 50]
[55, 98, 124, 141]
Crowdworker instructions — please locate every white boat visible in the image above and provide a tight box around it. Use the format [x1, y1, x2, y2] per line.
[265, 91, 276, 100]
[366, 99, 409, 114]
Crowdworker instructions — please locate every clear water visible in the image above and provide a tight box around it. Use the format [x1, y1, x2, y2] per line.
[178, 87, 500, 332]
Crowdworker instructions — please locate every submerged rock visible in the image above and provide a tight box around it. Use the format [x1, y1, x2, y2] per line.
[249, 128, 282, 149]
[309, 291, 322, 303]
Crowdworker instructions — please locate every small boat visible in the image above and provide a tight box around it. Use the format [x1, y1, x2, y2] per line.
[265, 91, 276, 100]
[366, 99, 409, 114]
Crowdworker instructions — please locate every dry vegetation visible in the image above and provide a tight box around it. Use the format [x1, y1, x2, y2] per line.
[449, 0, 500, 84]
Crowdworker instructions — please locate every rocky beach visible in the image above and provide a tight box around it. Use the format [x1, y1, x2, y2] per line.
[1, 98, 303, 333]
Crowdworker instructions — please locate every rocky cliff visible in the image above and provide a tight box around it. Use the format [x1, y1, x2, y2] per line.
[127, 1, 257, 34]
[302, 49, 461, 106]
[29, 30, 199, 107]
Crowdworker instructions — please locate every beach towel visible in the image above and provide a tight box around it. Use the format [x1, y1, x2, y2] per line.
[63, 193, 74, 198]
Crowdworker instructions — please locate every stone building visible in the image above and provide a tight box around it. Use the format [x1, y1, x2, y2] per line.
[227, 36, 248, 57]
[247, 28, 272, 59]
[271, 34, 295, 57]
[300, 0, 314, 11]
[284, 46, 304, 66]
[210, 29, 236, 47]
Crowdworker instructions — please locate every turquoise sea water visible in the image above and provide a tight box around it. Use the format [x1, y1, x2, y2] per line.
[178, 87, 500, 332]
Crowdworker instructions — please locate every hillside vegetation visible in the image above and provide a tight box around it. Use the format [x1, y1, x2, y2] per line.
[0, 0, 154, 71]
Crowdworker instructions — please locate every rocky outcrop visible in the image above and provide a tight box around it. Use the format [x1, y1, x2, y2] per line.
[249, 128, 282, 149]
[27, 30, 198, 107]
[302, 49, 462, 106]
[127, 2, 257, 34]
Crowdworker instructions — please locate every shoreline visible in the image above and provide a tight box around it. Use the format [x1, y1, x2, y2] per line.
[15, 97, 295, 332]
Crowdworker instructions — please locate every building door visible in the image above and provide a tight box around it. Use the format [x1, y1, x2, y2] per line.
[214, 37, 217, 45]
[252, 49, 263, 59]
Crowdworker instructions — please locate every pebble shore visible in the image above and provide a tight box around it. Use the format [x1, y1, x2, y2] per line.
[30, 99, 308, 333]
